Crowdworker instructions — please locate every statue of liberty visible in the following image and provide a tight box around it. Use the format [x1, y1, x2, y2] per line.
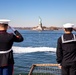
[39, 16, 42, 25]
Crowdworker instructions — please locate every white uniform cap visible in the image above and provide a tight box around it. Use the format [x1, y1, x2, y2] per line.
[63, 23, 74, 28]
[0, 19, 10, 24]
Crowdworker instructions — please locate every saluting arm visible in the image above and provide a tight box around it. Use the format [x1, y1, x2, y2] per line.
[14, 30, 24, 41]
[73, 28, 76, 31]
[9, 26, 24, 42]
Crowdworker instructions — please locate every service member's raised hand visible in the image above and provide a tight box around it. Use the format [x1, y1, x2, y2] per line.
[73, 28, 76, 31]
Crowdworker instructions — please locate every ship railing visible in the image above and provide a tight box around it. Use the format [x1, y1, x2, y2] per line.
[28, 63, 61, 75]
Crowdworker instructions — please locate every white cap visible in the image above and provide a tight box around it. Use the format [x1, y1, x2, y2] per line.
[63, 23, 74, 28]
[0, 19, 10, 24]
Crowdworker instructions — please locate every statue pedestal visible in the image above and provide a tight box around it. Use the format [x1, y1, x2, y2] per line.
[37, 23, 43, 30]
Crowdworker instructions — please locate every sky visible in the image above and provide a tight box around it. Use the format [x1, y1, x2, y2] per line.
[0, 0, 76, 27]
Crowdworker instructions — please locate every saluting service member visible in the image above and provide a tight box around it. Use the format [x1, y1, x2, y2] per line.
[56, 23, 76, 75]
[0, 19, 24, 75]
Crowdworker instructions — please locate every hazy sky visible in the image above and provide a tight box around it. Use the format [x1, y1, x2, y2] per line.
[0, 0, 76, 27]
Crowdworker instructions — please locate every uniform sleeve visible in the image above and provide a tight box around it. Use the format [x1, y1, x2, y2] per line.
[13, 30, 24, 42]
[56, 37, 63, 65]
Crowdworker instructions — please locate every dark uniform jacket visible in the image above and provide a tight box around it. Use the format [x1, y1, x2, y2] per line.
[56, 33, 76, 66]
[0, 30, 23, 67]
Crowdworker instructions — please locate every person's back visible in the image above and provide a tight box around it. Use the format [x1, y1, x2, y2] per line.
[57, 33, 76, 65]
[56, 23, 76, 75]
[0, 19, 24, 75]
